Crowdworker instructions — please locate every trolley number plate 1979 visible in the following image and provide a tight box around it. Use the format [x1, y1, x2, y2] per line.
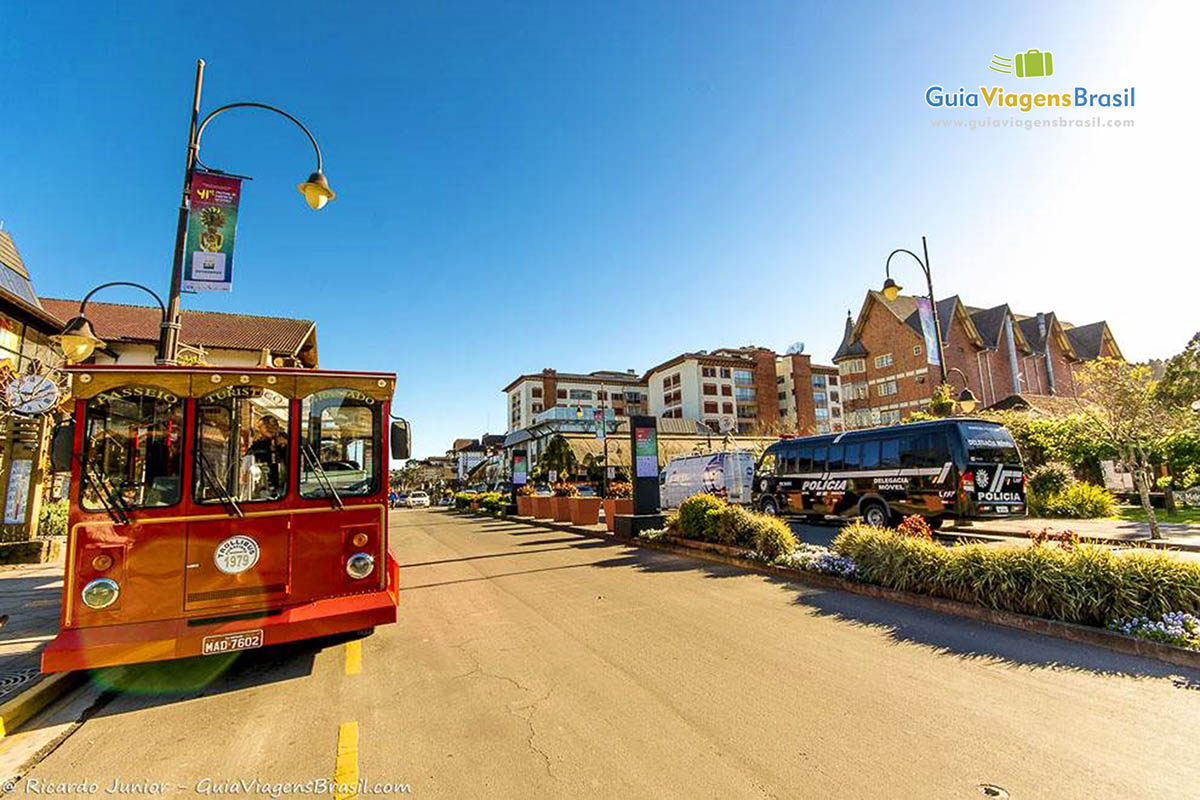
[202, 630, 264, 655]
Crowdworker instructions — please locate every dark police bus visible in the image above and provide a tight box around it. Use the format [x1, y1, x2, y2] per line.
[753, 418, 1025, 528]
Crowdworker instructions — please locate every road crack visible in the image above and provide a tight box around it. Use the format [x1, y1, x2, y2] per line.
[450, 640, 557, 780]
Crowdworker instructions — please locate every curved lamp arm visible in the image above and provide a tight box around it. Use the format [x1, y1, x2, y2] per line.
[884, 248, 930, 282]
[79, 281, 167, 322]
[195, 102, 324, 174]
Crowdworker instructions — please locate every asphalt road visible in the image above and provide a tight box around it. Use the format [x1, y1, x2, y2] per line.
[9, 509, 1200, 799]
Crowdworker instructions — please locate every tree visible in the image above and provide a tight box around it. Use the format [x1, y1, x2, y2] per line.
[539, 434, 578, 481]
[1073, 358, 1196, 539]
[1157, 331, 1200, 409]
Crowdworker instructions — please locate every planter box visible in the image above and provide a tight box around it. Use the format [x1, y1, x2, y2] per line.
[516, 496, 533, 516]
[569, 497, 602, 526]
[531, 496, 554, 519]
[552, 496, 574, 522]
[469, 501, 479, 510]
[603, 498, 634, 532]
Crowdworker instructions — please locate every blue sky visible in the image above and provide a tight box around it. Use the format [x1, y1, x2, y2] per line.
[2, 1, 1194, 458]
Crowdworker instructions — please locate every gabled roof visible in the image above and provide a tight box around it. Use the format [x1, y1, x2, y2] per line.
[1063, 321, 1121, 360]
[1015, 312, 1078, 359]
[832, 311, 868, 362]
[964, 304, 1030, 352]
[40, 298, 317, 363]
[0, 230, 65, 332]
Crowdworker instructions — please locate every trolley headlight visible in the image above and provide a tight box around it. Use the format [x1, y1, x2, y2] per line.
[346, 552, 375, 580]
[81, 578, 120, 609]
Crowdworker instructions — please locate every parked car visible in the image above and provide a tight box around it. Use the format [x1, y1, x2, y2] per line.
[406, 491, 430, 508]
[660, 450, 756, 508]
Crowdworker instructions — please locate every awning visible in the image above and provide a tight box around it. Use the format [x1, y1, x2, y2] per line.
[503, 429, 534, 447]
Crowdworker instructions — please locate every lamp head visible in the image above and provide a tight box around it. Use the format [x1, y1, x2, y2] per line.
[881, 277, 901, 302]
[957, 387, 979, 414]
[53, 315, 105, 364]
[297, 171, 336, 210]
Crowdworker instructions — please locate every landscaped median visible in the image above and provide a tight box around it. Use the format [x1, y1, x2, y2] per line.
[633, 494, 1200, 669]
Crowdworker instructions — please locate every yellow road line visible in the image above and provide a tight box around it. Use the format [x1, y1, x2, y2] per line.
[344, 640, 362, 676]
[334, 721, 359, 800]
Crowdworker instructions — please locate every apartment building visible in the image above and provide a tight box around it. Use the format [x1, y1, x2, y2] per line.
[502, 368, 648, 432]
[833, 290, 1122, 428]
[643, 347, 779, 434]
[775, 353, 844, 434]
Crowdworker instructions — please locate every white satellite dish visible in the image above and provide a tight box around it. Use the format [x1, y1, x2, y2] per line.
[718, 416, 735, 433]
[786, 341, 805, 355]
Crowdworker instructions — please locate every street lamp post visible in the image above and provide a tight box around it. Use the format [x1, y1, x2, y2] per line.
[881, 235, 947, 384]
[944, 366, 979, 414]
[53, 282, 167, 364]
[157, 59, 336, 365]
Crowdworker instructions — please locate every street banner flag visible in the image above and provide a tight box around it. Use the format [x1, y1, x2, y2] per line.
[184, 171, 242, 292]
[916, 297, 941, 366]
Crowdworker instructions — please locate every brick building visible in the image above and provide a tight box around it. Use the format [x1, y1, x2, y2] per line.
[502, 369, 648, 432]
[833, 290, 1122, 428]
[775, 353, 844, 434]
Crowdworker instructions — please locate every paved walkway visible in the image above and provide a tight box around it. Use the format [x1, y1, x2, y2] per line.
[958, 516, 1200, 550]
[0, 559, 63, 698]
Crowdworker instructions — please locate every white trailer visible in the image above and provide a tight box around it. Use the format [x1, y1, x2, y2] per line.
[660, 450, 757, 508]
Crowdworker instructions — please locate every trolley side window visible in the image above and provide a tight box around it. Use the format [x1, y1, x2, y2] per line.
[195, 387, 290, 503]
[757, 450, 777, 476]
[299, 388, 381, 498]
[82, 388, 183, 510]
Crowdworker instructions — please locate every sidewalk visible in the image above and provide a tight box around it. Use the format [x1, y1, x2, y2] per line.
[0, 558, 63, 699]
[956, 517, 1200, 552]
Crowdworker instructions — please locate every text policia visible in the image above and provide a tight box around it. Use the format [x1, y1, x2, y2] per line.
[926, 85, 1135, 113]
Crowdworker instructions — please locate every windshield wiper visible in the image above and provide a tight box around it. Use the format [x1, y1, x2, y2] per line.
[197, 451, 244, 518]
[302, 444, 344, 511]
[82, 460, 130, 526]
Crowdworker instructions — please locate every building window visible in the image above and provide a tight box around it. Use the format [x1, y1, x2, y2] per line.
[830, 390, 840, 403]
[828, 376, 838, 386]
[701, 366, 716, 378]
[733, 369, 754, 385]
[669, 373, 680, 387]
[839, 359, 866, 375]
[721, 385, 732, 396]
[722, 402, 733, 414]
[913, 345, 922, 357]
[881, 410, 902, 425]
[813, 391, 827, 406]
[532, 404, 543, 413]
[624, 391, 641, 402]
[831, 407, 842, 418]
[811, 375, 827, 388]
[720, 368, 732, 379]
[776, 375, 785, 384]
[735, 386, 755, 401]
[777, 391, 786, 401]
[815, 407, 829, 421]
[874, 353, 894, 369]
[568, 389, 593, 400]
[704, 401, 718, 414]
[557, 389, 567, 399]
[877, 380, 898, 397]
[531, 387, 542, 398]
[702, 383, 717, 395]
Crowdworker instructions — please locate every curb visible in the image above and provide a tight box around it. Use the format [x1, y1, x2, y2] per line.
[491, 514, 1200, 673]
[959, 525, 1200, 553]
[0, 671, 86, 738]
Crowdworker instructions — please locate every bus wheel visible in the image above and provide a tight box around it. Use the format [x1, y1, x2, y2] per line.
[861, 501, 891, 528]
[760, 497, 779, 516]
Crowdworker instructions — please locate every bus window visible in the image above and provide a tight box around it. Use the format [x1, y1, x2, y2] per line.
[812, 446, 827, 472]
[898, 434, 922, 469]
[797, 447, 813, 473]
[881, 439, 900, 469]
[196, 388, 290, 503]
[827, 444, 844, 471]
[82, 388, 183, 510]
[861, 440, 880, 469]
[300, 389, 381, 497]
[758, 451, 777, 476]
[844, 443, 861, 470]
[961, 422, 1021, 464]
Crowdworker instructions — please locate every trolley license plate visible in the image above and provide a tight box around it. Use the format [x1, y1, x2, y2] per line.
[202, 630, 264, 655]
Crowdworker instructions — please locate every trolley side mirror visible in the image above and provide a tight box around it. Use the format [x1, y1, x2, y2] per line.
[51, 421, 74, 473]
[390, 419, 411, 461]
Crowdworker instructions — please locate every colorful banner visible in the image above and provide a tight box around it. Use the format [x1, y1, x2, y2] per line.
[634, 426, 658, 479]
[916, 297, 941, 366]
[512, 452, 528, 486]
[183, 171, 242, 292]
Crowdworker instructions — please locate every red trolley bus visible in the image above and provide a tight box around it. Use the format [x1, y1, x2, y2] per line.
[41, 365, 410, 673]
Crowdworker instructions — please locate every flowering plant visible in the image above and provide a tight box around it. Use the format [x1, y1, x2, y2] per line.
[897, 515, 934, 541]
[605, 481, 633, 499]
[516, 485, 537, 497]
[1027, 527, 1081, 550]
[783, 544, 858, 578]
[1109, 612, 1200, 648]
[552, 482, 578, 497]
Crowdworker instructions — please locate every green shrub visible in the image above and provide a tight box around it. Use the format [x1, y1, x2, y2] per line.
[749, 514, 798, 562]
[1028, 462, 1075, 497]
[38, 499, 68, 537]
[711, 504, 759, 547]
[478, 492, 506, 512]
[454, 492, 475, 510]
[676, 493, 727, 541]
[1039, 482, 1117, 519]
[831, 523, 1200, 625]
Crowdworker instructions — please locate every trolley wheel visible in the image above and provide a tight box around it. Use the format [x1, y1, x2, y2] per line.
[760, 497, 779, 516]
[860, 500, 891, 528]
